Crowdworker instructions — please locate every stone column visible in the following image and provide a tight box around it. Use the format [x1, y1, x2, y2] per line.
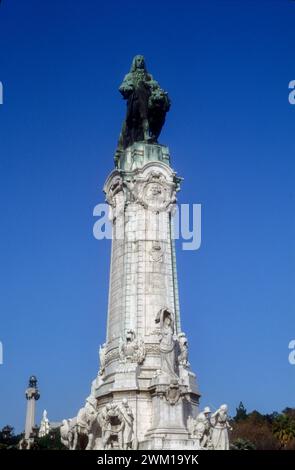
[24, 376, 40, 440]
[93, 143, 200, 449]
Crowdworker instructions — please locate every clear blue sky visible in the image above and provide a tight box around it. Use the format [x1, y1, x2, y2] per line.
[0, 0, 294, 432]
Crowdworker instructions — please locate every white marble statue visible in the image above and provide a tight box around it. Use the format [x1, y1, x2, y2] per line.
[60, 394, 98, 450]
[100, 403, 125, 450]
[60, 419, 71, 448]
[156, 308, 178, 379]
[120, 399, 134, 449]
[211, 404, 232, 450]
[195, 407, 212, 448]
[38, 409, 50, 437]
[178, 332, 190, 368]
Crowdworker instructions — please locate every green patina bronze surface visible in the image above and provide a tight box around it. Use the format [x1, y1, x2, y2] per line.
[115, 55, 170, 166]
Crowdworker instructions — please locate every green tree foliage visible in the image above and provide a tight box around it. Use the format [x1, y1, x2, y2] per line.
[230, 438, 256, 450]
[272, 414, 295, 448]
[0, 425, 22, 450]
[232, 405, 295, 450]
[35, 428, 66, 450]
[234, 402, 247, 422]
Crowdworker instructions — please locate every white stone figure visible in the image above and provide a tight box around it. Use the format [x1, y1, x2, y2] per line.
[156, 308, 178, 379]
[120, 399, 134, 449]
[123, 177, 135, 204]
[62, 394, 98, 450]
[211, 404, 232, 450]
[203, 406, 213, 447]
[60, 419, 71, 448]
[194, 407, 212, 449]
[194, 413, 207, 448]
[38, 409, 50, 437]
[99, 343, 106, 375]
[84, 395, 99, 450]
[96, 404, 112, 449]
[187, 415, 195, 437]
[178, 332, 190, 368]
[99, 403, 125, 449]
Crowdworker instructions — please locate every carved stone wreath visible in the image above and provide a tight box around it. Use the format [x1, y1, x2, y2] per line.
[134, 171, 176, 213]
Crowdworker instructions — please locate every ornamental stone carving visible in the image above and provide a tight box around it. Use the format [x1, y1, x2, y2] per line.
[119, 330, 146, 365]
[105, 174, 125, 222]
[165, 379, 181, 405]
[150, 241, 164, 262]
[104, 347, 120, 366]
[134, 171, 176, 213]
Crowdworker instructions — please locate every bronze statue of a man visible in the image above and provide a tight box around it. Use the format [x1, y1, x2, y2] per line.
[116, 55, 170, 159]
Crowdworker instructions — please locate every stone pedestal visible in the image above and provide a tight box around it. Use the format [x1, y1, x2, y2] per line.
[91, 142, 200, 449]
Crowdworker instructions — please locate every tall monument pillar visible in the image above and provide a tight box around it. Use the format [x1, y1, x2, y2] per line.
[61, 55, 231, 451]
[91, 55, 200, 450]
[24, 375, 40, 440]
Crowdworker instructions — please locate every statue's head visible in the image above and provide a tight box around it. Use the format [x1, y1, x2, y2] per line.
[203, 406, 211, 415]
[130, 55, 146, 72]
[220, 404, 228, 412]
[122, 398, 128, 408]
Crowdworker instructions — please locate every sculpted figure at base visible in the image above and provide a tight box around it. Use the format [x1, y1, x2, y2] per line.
[194, 407, 212, 449]
[100, 403, 124, 449]
[60, 395, 98, 450]
[60, 419, 70, 448]
[156, 308, 178, 379]
[97, 400, 134, 450]
[211, 404, 232, 450]
[120, 399, 134, 449]
[38, 409, 50, 437]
